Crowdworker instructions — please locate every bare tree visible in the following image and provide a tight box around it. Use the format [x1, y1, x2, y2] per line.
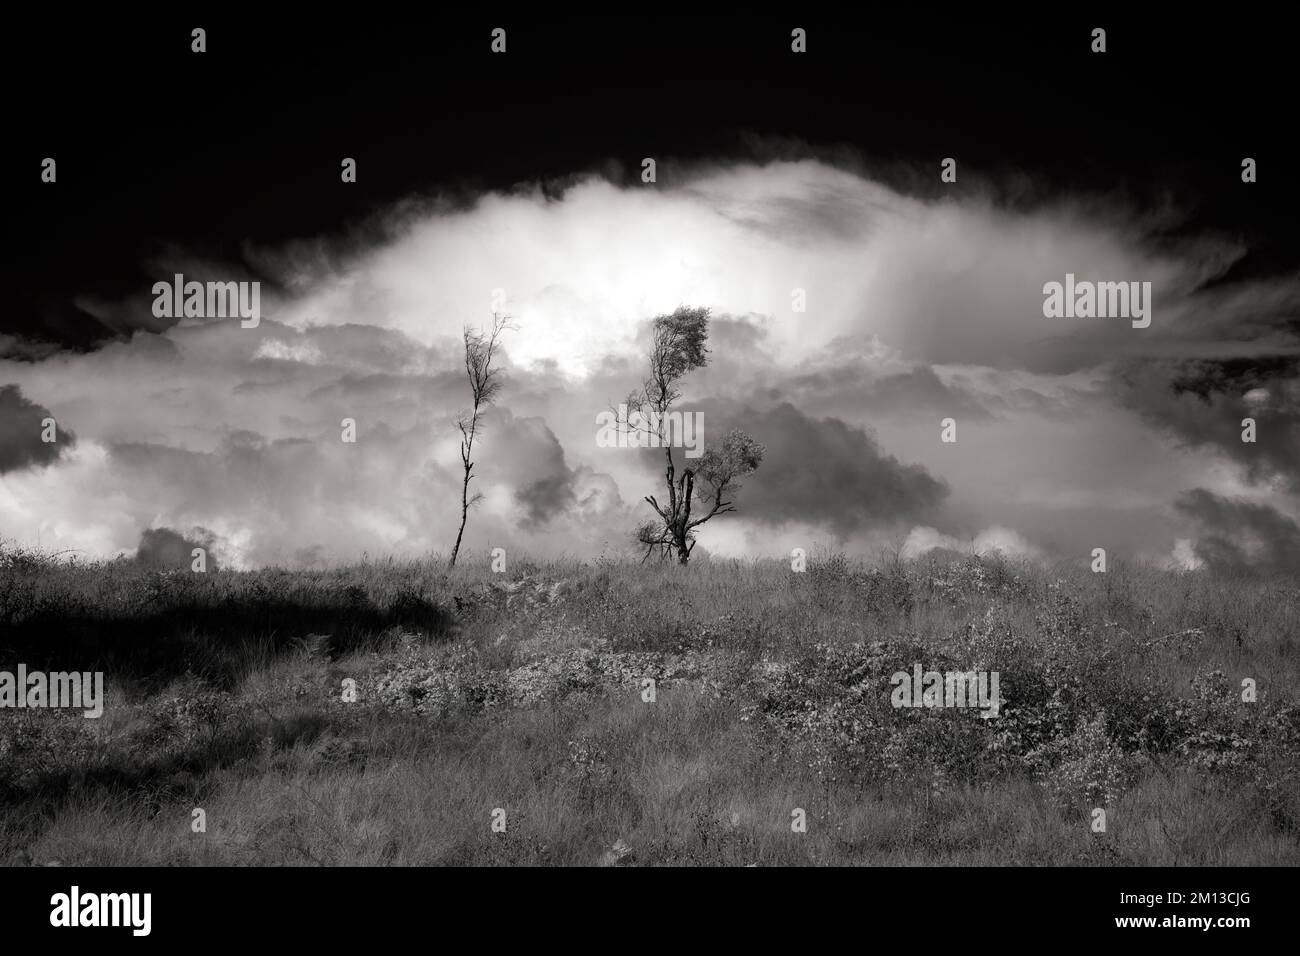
[449, 313, 511, 568]
[622, 306, 764, 564]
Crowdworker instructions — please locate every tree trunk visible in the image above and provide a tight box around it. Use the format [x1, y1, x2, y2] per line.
[449, 426, 475, 568]
[449, 491, 469, 567]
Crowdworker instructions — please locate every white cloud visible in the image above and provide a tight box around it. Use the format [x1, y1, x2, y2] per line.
[901, 525, 1042, 560]
[4, 159, 1296, 566]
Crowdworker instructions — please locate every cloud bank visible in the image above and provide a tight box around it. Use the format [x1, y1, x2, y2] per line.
[3, 159, 1296, 570]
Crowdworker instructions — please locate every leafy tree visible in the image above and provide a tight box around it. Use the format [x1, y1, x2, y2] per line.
[622, 307, 763, 564]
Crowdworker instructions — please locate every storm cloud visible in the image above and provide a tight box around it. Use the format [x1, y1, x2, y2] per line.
[137, 526, 221, 571]
[691, 400, 948, 538]
[1175, 489, 1300, 574]
[1116, 356, 1300, 491]
[0, 384, 75, 474]
[3, 158, 1297, 569]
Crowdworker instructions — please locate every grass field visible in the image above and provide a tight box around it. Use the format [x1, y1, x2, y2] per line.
[2, 546, 1297, 865]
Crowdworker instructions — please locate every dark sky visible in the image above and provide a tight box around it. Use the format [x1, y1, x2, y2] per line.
[8, 10, 1297, 352]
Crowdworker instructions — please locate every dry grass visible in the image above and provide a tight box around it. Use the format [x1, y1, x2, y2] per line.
[2, 545, 1297, 865]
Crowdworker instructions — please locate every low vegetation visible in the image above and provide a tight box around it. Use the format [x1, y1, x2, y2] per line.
[2, 544, 1297, 865]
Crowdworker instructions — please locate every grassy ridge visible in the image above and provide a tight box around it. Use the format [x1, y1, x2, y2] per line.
[1, 547, 1297, 865]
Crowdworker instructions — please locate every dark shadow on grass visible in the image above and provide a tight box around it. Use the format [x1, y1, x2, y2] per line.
[0, 706, 361, 854]
[0, 587, 455, 684]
